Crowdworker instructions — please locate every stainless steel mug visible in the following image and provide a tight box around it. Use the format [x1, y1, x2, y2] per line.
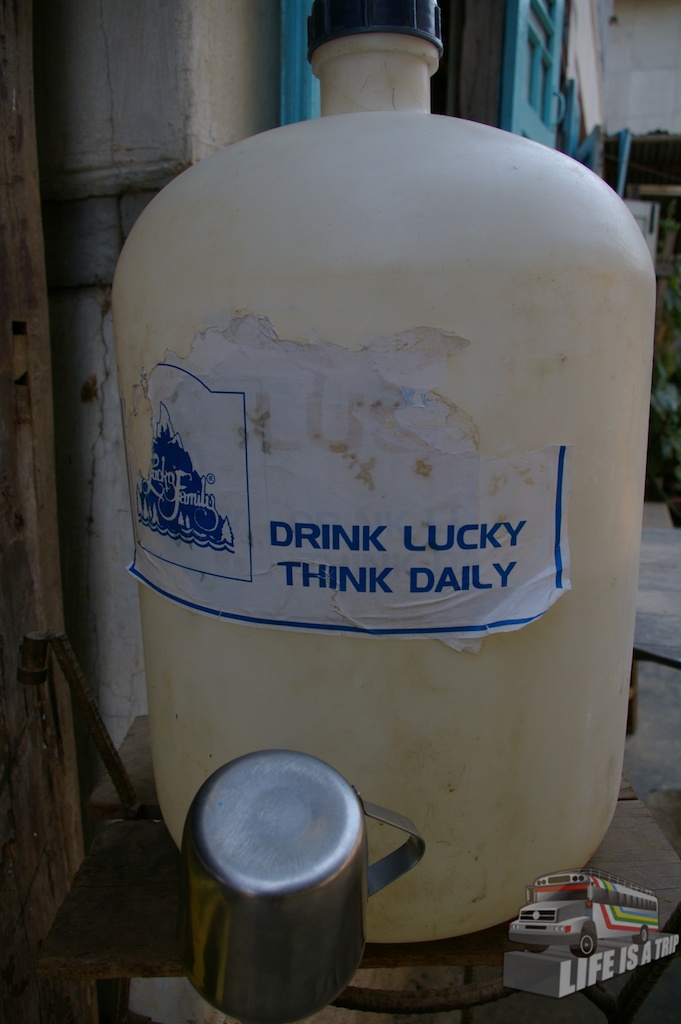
[178, 749, 425, 1023]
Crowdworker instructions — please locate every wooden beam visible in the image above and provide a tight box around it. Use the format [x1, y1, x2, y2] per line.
[635, 185, 681, 198]
[0, 1, 96, 1019]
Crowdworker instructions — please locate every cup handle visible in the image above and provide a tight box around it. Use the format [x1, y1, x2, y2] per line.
[359, 797, 426, 896]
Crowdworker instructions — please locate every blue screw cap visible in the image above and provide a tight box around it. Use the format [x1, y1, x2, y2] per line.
[308, 0, 443, 61]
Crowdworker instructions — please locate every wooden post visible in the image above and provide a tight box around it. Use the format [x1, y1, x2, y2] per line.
[0, 1, 96, 1019]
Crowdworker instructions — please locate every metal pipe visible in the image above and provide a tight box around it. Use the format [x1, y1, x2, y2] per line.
[18, 631, 140, 818]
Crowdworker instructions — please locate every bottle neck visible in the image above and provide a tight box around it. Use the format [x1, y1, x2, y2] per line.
[311, 34, 439, 116]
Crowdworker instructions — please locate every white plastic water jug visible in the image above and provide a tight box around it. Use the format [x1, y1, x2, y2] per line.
[112, 1, 655, 941]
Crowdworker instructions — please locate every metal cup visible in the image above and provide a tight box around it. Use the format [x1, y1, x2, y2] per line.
[178, 749, 425, 1023]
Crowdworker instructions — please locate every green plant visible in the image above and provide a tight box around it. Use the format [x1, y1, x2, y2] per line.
[659, 199, 680, 242]
[646, 270, 681, 521]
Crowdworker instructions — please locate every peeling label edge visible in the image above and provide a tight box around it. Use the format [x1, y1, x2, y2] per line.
[128, 557, 560, 638]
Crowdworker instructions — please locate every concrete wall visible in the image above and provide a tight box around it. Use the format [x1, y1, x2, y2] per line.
[35, 0, 280, 749]
[605, 0, 681, 135]
[34, 4, 280, 1020]
[567, 0, 608, 134]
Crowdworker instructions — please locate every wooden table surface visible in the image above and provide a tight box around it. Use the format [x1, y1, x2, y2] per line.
[635, 528, 681, 669]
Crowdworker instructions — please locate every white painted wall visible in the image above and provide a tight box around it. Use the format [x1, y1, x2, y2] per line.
[605, 0, 681, 135]
[567, 0, 607, 134]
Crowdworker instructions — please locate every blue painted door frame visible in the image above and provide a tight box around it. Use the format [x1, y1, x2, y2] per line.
[501, 0, 566, 147]
[280, 0, 320, 125]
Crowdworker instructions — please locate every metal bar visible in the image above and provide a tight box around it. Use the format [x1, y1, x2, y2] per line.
[18, 631, 141, 817]
[633, 647, 681, 672]
[17, 632, 50, 684]
[332, 976, 514, 1014]
[617, 129, 632, 197]
[461, 965, 476, 1023]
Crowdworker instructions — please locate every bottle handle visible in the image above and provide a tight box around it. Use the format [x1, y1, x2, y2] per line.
[358, 796, 426, 896]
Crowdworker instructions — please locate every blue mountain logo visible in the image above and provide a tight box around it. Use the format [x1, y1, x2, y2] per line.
[137, 403, 235, 553]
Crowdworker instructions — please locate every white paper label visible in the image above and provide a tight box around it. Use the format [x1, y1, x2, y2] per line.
[129, 315, 571, 644]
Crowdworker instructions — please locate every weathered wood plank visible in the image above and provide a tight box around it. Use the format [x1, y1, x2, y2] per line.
[641, 503, 674, 529]
[0, 1, 95, 1019]
[634, 529, 681, 667]
[38, 821, 184, 980]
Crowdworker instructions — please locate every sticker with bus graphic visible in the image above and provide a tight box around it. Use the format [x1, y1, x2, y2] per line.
[504, 868, 679, 998]
[508, 869, 658, 957]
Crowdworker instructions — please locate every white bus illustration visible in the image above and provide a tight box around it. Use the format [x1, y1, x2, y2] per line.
[509, 870, 659, 957]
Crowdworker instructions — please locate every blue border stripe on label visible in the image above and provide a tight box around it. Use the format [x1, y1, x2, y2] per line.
[554, 445, 566, 589]
[129, 559, 547, 636]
